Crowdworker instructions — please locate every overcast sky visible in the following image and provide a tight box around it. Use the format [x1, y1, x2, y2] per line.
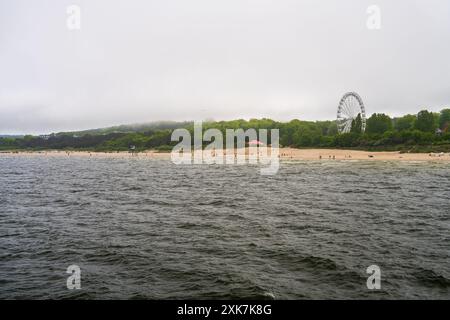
[1, 0, 449, 134]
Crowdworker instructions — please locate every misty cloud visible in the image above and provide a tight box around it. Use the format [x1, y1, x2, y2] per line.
[1, 0, 449, 134]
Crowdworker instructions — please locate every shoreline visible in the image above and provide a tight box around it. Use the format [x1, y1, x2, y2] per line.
[1, 148, 450, 162]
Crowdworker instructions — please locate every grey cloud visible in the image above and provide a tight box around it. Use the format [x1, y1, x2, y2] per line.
[0, 0, 449, 134]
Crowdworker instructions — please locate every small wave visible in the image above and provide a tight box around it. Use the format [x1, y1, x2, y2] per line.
[299, 255, 339, 271]
[197, 199, 225, 206]
[263, 291, 276, 300]
[122, 186, 143, 191]
[413, 268, 450, 288]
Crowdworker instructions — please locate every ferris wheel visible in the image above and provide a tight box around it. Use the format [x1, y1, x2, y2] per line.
[337, 92, 366, 133]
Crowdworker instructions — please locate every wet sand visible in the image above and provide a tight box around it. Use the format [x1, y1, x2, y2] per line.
[278, 148, 450, 162]
[1, 148, 450, 162]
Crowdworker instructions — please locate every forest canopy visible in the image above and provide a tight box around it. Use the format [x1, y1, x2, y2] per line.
[1, 108, 449, 153]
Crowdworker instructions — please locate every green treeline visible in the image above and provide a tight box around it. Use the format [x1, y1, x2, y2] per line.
[1, 108, 449, 153]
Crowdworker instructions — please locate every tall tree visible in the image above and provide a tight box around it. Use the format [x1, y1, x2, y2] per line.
[439, 108, 450, 131]
[394, 114, 415, 131]
[415, 110, 436, 132]
[327, 122, 338, 136]
[366, 113, 392, 134]
[350, 113, 363, 134]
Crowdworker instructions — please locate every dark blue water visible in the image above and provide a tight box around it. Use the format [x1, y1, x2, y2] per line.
[0, 155, 449, 299]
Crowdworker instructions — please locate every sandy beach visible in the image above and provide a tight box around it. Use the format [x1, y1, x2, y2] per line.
[1, 148, 450, 162]
[278, 148, 450, 162]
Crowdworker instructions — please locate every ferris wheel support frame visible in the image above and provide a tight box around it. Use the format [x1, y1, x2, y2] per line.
[337, 92, 366, 134]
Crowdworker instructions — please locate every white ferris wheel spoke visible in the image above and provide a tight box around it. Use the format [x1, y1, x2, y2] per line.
[336, 92, 366, 134]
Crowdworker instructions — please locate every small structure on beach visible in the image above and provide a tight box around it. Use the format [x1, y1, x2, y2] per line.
[248, 140, 264, 146]
[129, 145, 137, 155]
